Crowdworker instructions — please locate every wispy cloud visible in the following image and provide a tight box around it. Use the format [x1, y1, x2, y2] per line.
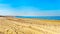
[0, 4, 60, 16]
[0, 0, 60, 16]
[0, 4, 15, 16]
[13, 7, 60, 16]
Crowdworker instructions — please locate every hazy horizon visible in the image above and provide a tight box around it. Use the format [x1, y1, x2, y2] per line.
[0, 0, 60, 16]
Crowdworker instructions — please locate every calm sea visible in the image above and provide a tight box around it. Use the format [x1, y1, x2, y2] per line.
[15, 16, 60, 20]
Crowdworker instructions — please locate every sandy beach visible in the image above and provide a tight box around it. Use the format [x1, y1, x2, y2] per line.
[0, 17, 60, 34]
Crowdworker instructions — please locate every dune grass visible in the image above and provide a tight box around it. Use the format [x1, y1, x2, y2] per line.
[0, 17, 60, 34]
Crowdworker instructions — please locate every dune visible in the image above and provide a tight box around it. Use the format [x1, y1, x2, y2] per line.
[0, 17, 60, 34]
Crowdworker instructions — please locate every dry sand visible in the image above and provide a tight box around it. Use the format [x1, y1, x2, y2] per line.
[0, 17, 60, 34]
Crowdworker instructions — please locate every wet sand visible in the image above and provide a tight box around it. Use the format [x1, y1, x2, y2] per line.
[0, 17, 60, 34]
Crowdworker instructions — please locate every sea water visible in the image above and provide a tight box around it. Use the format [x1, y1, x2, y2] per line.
[15, 16, 60, 20]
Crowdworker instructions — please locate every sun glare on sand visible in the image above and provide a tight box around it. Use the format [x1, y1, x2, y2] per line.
[0, 16, 60, 34]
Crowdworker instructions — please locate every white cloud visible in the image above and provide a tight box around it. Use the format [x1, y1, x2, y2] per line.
[14, 7, 60, 16]
[0, 4, 16, 16]
[0, 9, 14, 16]
[0, 4, 60, 16]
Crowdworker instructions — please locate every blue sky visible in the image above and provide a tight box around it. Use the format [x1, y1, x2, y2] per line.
[0, 0, 60, 16]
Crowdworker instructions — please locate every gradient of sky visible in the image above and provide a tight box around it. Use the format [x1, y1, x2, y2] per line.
[0, 0, 60, 16]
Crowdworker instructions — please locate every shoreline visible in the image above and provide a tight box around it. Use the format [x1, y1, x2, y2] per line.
[0, 17, 60, 34]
